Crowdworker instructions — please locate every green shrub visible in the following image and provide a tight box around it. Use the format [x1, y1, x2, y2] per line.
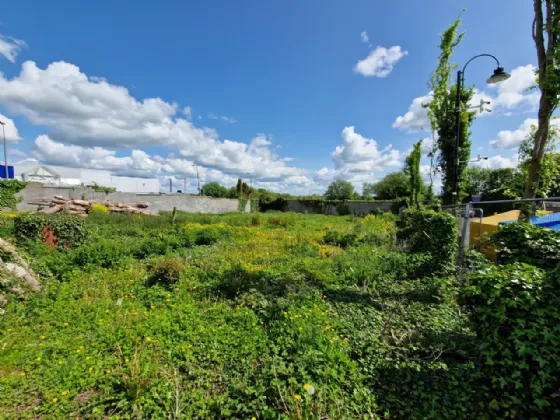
[466, 263, 560, 417]
[147, 256, 184, 286]
[268, 215, 294, 228]
[336, 203, 351, 216]
[323, 230, 357, 248]
[251, 214, 261, 226]
[0, 179, 27, 210]
[72, 241, 133, 269]
[89, 203, 109, 214]
[492, 222, 560, 269]
[397, 209, 458, 274]
[14, 214, 88, 248]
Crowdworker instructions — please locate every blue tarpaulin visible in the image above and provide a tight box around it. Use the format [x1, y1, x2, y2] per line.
[0, 165, 14, 179]
[499, 212, 560, 231]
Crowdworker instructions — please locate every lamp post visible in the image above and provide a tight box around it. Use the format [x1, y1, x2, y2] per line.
[452, 54, 510, 204]
[0, 121, 7, 179]
[192, 164, 201, 195]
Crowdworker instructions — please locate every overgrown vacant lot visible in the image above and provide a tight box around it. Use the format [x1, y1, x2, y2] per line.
[1, 212, 482, 419]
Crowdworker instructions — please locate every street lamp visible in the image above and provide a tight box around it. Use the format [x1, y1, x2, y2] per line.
[192, 164, 201, 195]
[0, 121, 6, 179]
[452, 54, 510, 204]
[460, 154, 488, 164]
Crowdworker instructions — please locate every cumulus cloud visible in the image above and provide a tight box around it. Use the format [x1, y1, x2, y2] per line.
[0, 34, 26, 63]
[490, 118, 536, 150]
[393, 65, 538, 133]
[332, 126, 401, 173]
[392, 94, 432, 132]
[360, 31, 369, 43]
[0, 60, 308, 183]
[470, 154, 518, 169]
[0, 113, 21, 143]
[490, 118, 560, 150]
[354, 46, 408, 77]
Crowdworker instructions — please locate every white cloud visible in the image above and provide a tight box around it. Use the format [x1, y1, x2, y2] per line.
[488, 64, 538, 110]
[0, 60, 306, 182]
[392, 94, 432, 132]
[489, 117, 560, 150]
[0, 34, 26, 63]
[331, 126, 401, 173]
[490, 118, 536, 150]
[8, 149, 27, 158]
[470, 154, 518, 169]
[394, 65, 539, 133]
[354, 46, 408, 78]
[182, 106, 192, 120]
[360, 31, 369, 43]
[0, 113, 21, 143]
[207, 112, 236, 124]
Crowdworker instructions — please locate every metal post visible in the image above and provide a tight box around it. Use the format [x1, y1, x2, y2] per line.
[0, 122, 7, 179]
[169, 178, 172, 193]
[460, 202, 471, 261]
[452, 70, 462, 205]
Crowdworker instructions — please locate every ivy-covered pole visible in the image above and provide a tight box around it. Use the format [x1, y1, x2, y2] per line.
[452, 55, 510, 204]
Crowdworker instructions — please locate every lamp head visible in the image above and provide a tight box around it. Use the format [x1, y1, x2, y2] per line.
[487, 67, 510, 84]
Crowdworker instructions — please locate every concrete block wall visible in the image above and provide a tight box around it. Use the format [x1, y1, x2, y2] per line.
[15, 184, 249, 214]
[285, 200, 393, 215]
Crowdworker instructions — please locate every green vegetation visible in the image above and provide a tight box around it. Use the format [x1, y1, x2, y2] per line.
[1, 205, 558, 419]
[0, 211, 481, 418]
[367, 172, 409, 200]
[0, 179, 28, 211]
[324, 180, 355, 200]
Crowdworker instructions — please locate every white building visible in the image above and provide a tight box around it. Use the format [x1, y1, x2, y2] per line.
[14, 160, 160, 193]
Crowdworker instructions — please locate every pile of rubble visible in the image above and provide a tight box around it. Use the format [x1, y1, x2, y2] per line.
[30, 196, 156, 216]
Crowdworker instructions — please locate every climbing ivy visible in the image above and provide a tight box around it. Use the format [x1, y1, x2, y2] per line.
[0, 179, 28, 211]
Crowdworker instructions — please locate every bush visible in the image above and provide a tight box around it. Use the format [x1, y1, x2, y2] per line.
[336, 203, 351, 216]
[147, 256, 184, 286]
[397, 209, 458, 274]
[14, 214, 88, 248]
[0, 179, 27, 210]
[251, 214, 261, 226]
[466, 263, 560, 417]
[268, 215, 294, 228]
[73, 240, 133, 269]
[89, 203, 109, 214]
[492, 222, 560, 269]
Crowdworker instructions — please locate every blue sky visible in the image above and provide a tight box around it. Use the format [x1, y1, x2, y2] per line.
[0, 0, 542, 193]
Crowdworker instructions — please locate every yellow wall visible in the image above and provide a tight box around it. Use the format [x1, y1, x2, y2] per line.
[469, 210, 520, 261]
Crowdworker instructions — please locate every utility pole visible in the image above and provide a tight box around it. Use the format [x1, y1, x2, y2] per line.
[169, 178, 172, 193]
[193, 164, 201, 195]
[0, 121, 7, 179]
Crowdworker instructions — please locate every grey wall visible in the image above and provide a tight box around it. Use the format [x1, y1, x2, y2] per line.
[15, 184, 249, 214]
[285, 200, 393, 216]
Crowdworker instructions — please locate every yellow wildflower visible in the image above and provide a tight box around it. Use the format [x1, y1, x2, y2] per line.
[63, 322, 69, 327]
[304, 384, 311, 391]
[36, 357, 41, 361]
[52, 398, 58, 403]
[146, 337, 152, 342]
[106, 369, 111, 374]
[61, 391, 68, 396]
[85, 356, 91, 360]
[40, 335, 46, 339]
[88, 368, 93, 373]
[294, 395, 302, 401]
[150, 305, 156, 309]
[20, 372, 26, 376]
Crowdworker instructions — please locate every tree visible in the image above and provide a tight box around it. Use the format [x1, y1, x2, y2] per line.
[371, 172, 409, 200]
[235, 178, 251, 198]
[226, 186, 239, 199]
[362, 182, 376, 199]
[522, 0, 560, 216]
[200, 182, 228, 198]
[324, 180, 355, 200]
[404, 140, 423, 207]
[519, 122, 560, 198]
[427, 15, 474, 205]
